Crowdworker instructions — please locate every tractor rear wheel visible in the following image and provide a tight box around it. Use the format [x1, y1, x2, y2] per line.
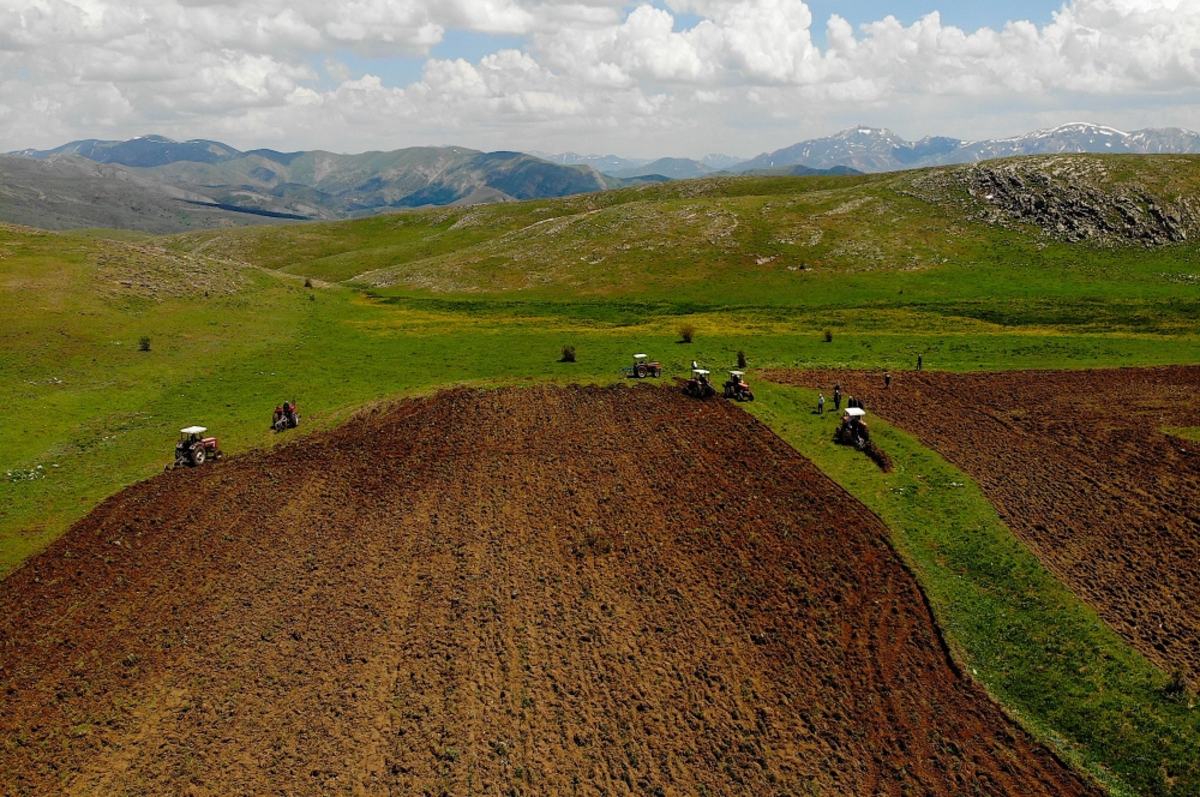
[192, 447, 206, 466]
[635, 364, 647, 378]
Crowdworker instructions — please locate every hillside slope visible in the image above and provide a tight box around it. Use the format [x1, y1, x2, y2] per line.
[0, 385, 1098, 796]
[163, 155, 1200, 296]
[0, 155, 302, 233]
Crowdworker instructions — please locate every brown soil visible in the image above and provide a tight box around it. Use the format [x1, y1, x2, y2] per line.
[0, 385, 1098, 796]
[766, 366, 1200, 687]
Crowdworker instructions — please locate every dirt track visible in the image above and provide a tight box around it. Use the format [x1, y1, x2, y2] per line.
[766, 366, 1200, 687]
[0, 385, 1097, 796]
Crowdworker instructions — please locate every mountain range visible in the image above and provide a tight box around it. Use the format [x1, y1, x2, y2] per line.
[5, 123, 1200, 233]
[531, 123, 1200, 178]
[5, 135, 662, 232]
[725, 123, 1200, 174]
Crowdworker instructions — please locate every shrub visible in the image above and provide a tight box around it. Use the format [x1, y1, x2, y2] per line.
[138, 336, 151, 352]
[824, 330, 833, 343]
[304, 278, 313, 288]
[737, 350, 747, 368]
[1162, 670, 1191, 703]
[560, 345, 577, 363]
[679, 325, 695, 343]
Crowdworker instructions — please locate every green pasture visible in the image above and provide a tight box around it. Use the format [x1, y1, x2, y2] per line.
[3, 163, 1200, 793]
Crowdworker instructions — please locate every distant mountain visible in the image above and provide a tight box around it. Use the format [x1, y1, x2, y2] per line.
[527, 151, 650, 174]
[530, 151, 746, 176]
[732, 127, 912, 173]
[12, 134, 244, 168]
[732, 164, 863, 177]
[609, 158, 716, 180]
[699, 154, 744, 170]
[732, 123, 1200, 174]
[0, 154, 303, 233]
[9, 137, 646, 226]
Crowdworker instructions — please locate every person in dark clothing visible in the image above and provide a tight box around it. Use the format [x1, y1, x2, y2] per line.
[833, 384, 842, 410]
[917, 353, 922, 371]
[884, 372, 891, 389]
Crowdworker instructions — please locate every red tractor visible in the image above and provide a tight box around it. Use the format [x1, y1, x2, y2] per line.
[170, 426, 223, 469]
[272, 400, 300, 433]
[683, 368, 717, 399]
[621, 354, 662, 379]
[834, 408, 871, 450]
[723, 370, 754, 402]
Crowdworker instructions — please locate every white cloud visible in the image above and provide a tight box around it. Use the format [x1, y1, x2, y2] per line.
[1, 0, 1199, 156]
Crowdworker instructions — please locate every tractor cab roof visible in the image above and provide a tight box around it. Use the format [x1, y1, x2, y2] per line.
[844, 408, 866, 417]
[693, 369, 710, 376]
[180, 426, 207, 435]
[633, 353, 648, 360]
[729, 370, 744, 378]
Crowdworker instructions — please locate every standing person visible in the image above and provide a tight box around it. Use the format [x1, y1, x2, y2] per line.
[917, 353, 922, 371]
[818, 393, 825, 414]
[833, 384, 842, 410]
[884, 372, 891, 389]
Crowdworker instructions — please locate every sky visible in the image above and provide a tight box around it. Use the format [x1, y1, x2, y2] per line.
[1, 0, 1198, 159]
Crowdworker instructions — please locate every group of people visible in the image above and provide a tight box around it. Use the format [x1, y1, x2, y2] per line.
[815, 354, 921, 416]
[818, 383, 868, 414]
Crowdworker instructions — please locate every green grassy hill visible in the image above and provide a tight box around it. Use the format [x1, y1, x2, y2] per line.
[6, 157, 1200, 574]
[165, 156, 1200, 324]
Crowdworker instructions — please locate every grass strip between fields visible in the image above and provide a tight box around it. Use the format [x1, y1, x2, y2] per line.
[747, 380, 1200, 797]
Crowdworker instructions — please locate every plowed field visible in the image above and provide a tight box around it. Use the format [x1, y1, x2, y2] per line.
[765, 366, 1200, 687]
[1, 385, 1097, 796]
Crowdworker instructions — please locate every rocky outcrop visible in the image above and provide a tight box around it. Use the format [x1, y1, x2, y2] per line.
[909, 156, 1200, 245]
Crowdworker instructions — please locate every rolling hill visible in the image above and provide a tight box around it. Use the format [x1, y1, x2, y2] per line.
[0, 154, 304, 233]
[160, 154, 1200, 294]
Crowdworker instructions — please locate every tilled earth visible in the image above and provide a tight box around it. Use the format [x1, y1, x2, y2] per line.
[1, 385, 1097, 796]
[765, 366, 1200, 687]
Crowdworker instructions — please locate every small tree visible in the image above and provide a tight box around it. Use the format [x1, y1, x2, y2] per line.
[824, 330, 833, 343]
[560, 345, 577, 363]
[679, 325, 695, 344]
[138, 336, 152, 352]
[737, 350, 747, 368]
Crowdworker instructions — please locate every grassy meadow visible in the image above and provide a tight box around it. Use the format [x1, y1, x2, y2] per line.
[3, 158, 1200, 793]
